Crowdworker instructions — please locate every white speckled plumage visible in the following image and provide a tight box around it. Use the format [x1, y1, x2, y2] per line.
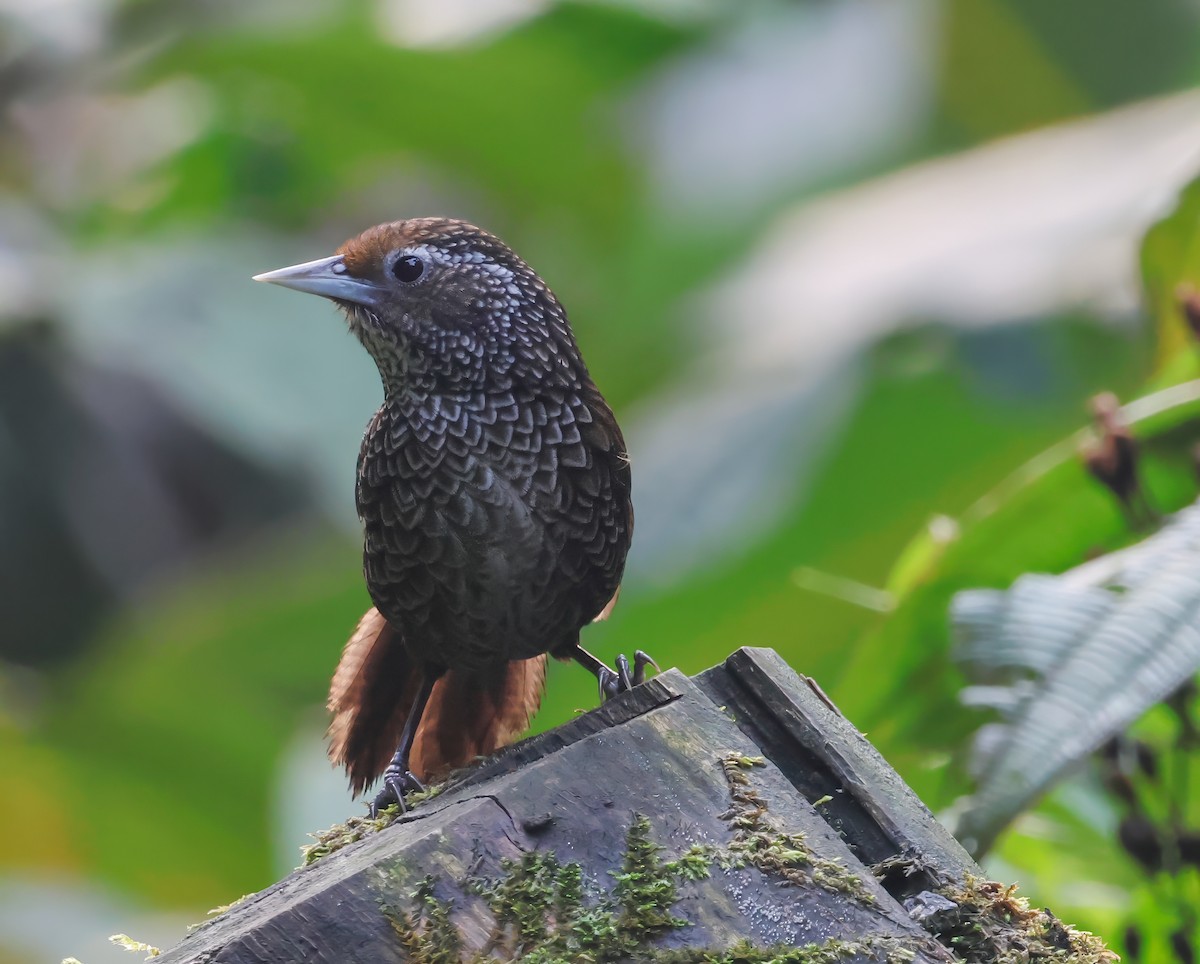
[292, 217, 633, 793]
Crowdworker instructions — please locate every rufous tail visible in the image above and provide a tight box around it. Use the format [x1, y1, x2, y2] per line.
[326, 607, 547, 797]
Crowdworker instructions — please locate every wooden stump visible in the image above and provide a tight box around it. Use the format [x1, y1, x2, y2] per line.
[158, 648, 1113, 963]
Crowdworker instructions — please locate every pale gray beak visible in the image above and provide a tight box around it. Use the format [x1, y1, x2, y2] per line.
[253, 255, 384, 308]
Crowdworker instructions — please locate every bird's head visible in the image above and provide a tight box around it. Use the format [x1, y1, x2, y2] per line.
[254, 218, 582, 394]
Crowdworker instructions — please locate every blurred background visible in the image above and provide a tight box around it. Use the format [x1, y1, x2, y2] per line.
[3, 0, 1200, 961]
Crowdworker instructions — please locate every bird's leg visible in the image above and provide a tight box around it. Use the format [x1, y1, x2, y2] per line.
[571, 645, 618, 699]
[573, 645, 659, 701]
[370, 669, 440, 817]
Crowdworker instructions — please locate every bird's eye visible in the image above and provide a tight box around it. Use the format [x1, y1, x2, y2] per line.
[392, 254, 426, 284]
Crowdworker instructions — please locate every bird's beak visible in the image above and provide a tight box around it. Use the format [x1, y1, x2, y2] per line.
[253, 255, 385, 308]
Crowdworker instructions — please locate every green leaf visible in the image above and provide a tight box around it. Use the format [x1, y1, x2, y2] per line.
[953, 498, 1200, 855]
[1141, 170, 1200, 374]
[16, 531, 365, 907]
[838, 380, 1200, 807]
[97, 4, 697, 238]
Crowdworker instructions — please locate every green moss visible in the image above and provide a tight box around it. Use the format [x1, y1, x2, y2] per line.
[613, 814, 692, 935]
[406, 783, 446, 806]
[206, 893, 251, 915]
[108, 934, 161, 959]
[651, 936, 916, 963]
[478, 851, 562, 950]
[383, 875, 463, 964]
[310, 753, 1113, 963]
[372, 812, 722, 962]
[453, 813, 710, 962]
[717, 753, 875, 903]
[69, 929, 168, 961]
[299, 806, 401, 866]
[924, 876, 1118, 964]
[386, 856, 912, 964]
[864, 854, 1117, 962]
[299, 784, 446, 867]
[374, 804, 924, 964]
[366, 757, 931, 962]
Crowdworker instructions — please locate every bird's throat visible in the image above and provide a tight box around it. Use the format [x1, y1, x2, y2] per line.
[342, 304, 413, 395]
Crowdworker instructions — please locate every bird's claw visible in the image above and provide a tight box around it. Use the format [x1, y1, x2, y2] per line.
[599, 650, 659, 701]
[370, 766, 425, 817]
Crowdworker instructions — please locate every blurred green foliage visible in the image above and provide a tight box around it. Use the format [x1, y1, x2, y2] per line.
[1143, 173, 1200, 374]
[4, 1, 1200, 962]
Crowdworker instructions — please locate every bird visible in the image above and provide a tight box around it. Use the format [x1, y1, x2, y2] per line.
[254, 217, 652, 814]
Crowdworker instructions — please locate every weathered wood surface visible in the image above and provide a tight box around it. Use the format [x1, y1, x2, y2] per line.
[159, 648, 982, 963]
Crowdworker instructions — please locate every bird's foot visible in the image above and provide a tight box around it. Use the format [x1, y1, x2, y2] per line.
[369, 766, 425, 818]
[598, 650, 659, 701]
